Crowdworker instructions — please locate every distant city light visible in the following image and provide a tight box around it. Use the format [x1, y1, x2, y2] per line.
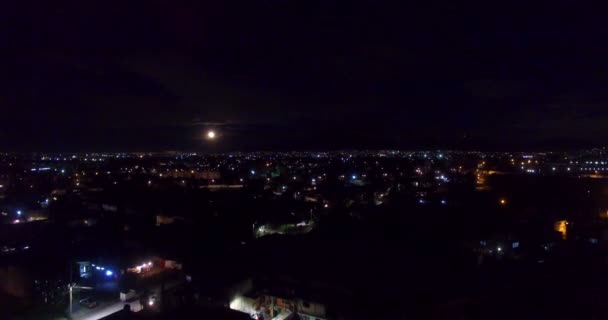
[351, 175, 357, 180]
[206, 130, 216, 139]
[105, 270, 113, 276]
[441, 199, 447, 205]
[251, 170, 255, 175]
[500, 199, 507, 205]
[16, 210, 22, 216]
[555, 220, 568, 240]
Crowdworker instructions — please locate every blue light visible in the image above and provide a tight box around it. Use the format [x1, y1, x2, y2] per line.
[105, 270, 113, 276]
[96, 266, 101, 270]
[16, 210, 22, 216]
[251, 170, 255, 175]
[351, 175, 357, 180]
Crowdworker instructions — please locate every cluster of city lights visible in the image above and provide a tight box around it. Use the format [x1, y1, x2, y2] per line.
[91, 264, 114, 277]
[135, 261, 153, 273]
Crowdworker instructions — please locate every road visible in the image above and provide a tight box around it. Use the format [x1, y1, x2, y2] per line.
[70, 278, 184, 320]
[71, 300, 142, 320]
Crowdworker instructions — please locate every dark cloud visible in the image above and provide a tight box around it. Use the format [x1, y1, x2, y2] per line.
[2, 1, 608, 151]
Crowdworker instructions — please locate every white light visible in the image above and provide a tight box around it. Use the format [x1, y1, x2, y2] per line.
[351, 175, 357, 180]
[251, 170, 255, 175]
[148, 300, 154, 306]
[16, 210, 21, 216]
[148, 261, 152, 266]
[207, 130, 216, 139]
[497, 246, 502, 252]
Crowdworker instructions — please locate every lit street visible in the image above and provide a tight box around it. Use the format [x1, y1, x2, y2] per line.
[69, 278, 183, 320]
[71, 300, 142, 320]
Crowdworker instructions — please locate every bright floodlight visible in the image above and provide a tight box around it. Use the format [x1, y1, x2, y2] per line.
[207, 130, 216, 139]
[106, 270, 113, 276]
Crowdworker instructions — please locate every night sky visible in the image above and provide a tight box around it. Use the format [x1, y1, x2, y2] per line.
[3, 1, 608, 151]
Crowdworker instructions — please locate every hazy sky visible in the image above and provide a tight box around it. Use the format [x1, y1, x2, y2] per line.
[2, 1, 608, 151]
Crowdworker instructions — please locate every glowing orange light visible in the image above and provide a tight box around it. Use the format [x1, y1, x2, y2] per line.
[554, 220, 568, 240]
